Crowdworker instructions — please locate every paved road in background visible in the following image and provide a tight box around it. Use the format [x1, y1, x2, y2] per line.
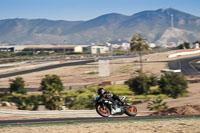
[168, 56, 200, 75]
[0, 55, 137, 79]
[0, 60, 95, 79]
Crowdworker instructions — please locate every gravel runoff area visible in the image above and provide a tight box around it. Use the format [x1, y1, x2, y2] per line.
[0, 118, 200, 133]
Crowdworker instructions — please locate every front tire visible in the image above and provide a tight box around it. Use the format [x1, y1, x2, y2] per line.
[96, 104, 111, 117]
[125, 104, 137, 117]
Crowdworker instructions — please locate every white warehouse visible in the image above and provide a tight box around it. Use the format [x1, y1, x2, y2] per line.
[89, 45, 110, 54]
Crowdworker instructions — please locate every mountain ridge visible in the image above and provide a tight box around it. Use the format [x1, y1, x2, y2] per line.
[0, 8, 200, 47]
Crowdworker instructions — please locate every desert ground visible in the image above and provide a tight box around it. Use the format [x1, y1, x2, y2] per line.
[0, 118, 200, 133]
[1, 49, 200, 89]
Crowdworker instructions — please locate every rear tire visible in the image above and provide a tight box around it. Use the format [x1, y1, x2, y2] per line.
[96, 104, 111, 117]
[125, 104, 137, 117]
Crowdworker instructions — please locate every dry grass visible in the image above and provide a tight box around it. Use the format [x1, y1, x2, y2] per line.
[0, 119, 200, 133]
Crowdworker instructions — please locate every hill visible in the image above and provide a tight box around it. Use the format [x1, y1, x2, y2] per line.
[0, 8, 200, 47]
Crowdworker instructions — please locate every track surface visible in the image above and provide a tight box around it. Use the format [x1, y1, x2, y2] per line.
[0, 55, 137, 79]
[0, 115, 199, 125]
[0, 60, 95, 79]
[168, 56, 200, 75]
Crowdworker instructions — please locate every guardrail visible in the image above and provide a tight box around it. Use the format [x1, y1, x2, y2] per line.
[168, 49, 200, 58]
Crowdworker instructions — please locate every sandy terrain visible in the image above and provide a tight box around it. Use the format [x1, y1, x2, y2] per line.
[0, 49, 192, 88]
[0, 119, 200, 133]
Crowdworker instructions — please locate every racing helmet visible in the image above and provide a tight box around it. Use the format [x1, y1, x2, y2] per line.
[97, 88, 104, 95]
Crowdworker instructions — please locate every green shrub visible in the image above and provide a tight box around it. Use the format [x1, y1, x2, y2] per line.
[17, 95, 39, 110]
[9, 77, 26, 94]
[149, 75, 158, 86]
[177, 42, 190, 49]
[147, 96, 168, 111]
[66, 94, 94, 110]
[0, 94, 40, 110]
[148, 87, 161, 95]
[127, 94, 167, 99]
[128, 73, 158, 95]
[158, 72, 188, 98]
[40, 75, 64, 110]
[86, 72, 99, 75]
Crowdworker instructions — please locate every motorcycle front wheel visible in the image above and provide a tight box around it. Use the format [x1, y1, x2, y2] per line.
[125, 104, 137, 117]
[96, 104, 111, 117]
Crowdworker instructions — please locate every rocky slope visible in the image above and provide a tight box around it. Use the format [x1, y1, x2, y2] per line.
[0, 8, 200, 46]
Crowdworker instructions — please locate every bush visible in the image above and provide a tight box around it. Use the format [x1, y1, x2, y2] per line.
[147, 96, 168, 111]
[177, 42, 190, 49]
[17, 95, 39, 110]
[40, 75, 64, 110]
[158, 72, 188, 98]
[127, 73, 158, 95]
[149, 75, 158, 86]
[65, 87, 96, 110]
[9, 77, 26, 94]
[0, 51, 15, 58]
[148, 87, 161, 95]
[66, 94, 94, 110]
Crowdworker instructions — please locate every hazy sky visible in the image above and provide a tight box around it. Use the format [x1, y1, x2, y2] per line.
[0, 0, 199, 21]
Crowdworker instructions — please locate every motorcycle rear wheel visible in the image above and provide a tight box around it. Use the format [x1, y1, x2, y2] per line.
[125, 104, 137, 117]
[96, 104, 111, 117]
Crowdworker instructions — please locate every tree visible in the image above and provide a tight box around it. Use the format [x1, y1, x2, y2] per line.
[178, 42, 190, 49]
[40, 75, 64, 110]
[128, 73, 157, 95]
[149, 75, 158, 86]
[130, 34, 149, 72]
[184, 42, 190, 49]
[9, 77, 26, 94]
[158, 72, 188, 98]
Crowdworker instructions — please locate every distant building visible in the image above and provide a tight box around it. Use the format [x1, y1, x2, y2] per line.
[148, 43, 156, 48]
[0, 44, 112, 54]
[121, 43, 130, 50]
[22, 45, 91, 53]
[89, 45, 109, 54]
[111, 44, 121, 49]
[0, 46, 14, 52]
[22, 45, 75, 53]
[192, 43, 200, 49]
[13, 45, 27, 52]
[74, 45, 90, 53]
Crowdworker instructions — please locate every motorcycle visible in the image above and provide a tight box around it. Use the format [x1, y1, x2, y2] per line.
[94, 96, 137, 117]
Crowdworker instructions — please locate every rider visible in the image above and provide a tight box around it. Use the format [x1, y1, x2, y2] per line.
[96, 88, 125, 108]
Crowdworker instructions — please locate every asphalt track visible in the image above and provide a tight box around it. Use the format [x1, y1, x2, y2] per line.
[0, 115, 199, 125]
[0, 55, 137, 79]
[168, 56, 200, 75]
[0, 60, 95, 79]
